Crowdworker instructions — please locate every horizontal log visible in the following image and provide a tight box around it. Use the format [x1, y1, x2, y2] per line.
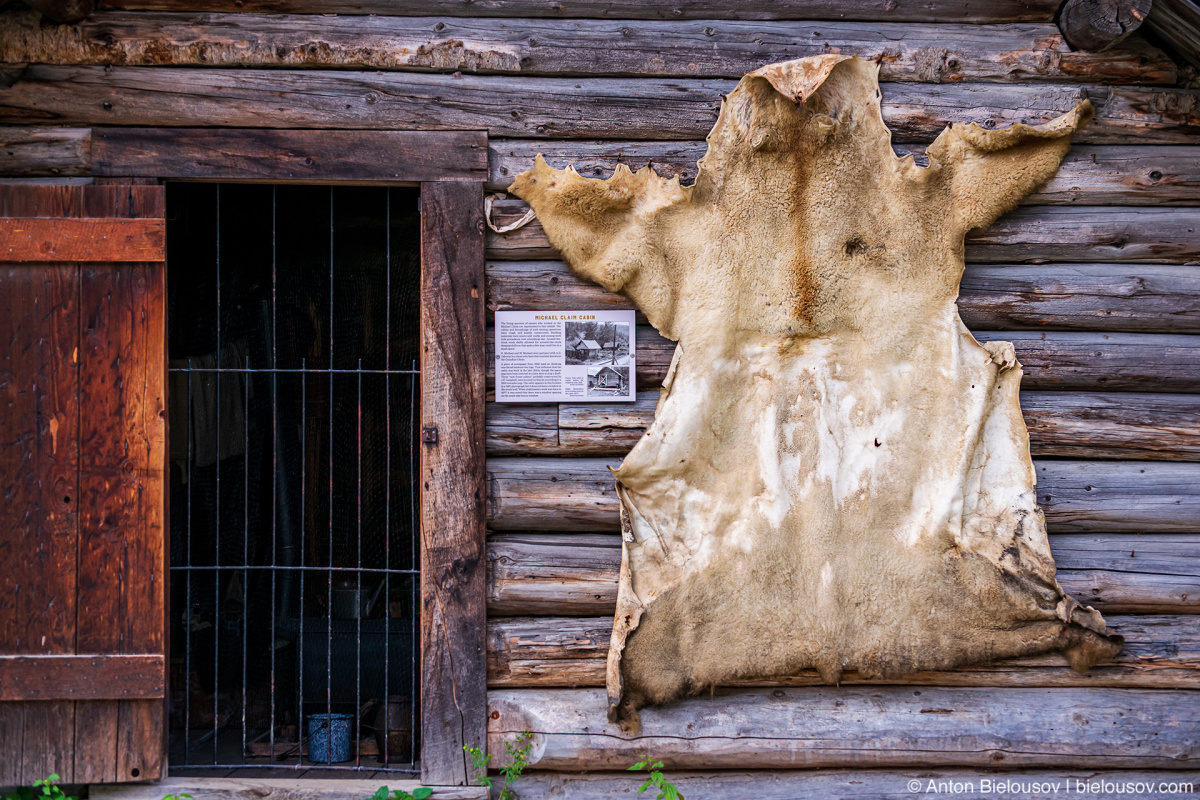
[489, 686, 1200, 768]
[92, 0, 1068, 23]
[92, 780, 489, 800]
[485, 532, 1200, 616]
[486, 458, 1200, 532]
[1, 67, 1197, 144]
[504, 770, 1200, 800]
[0, 654, 165, 700]
[1146, 0, 1200, 70]
[488, 326, 1200, 392]
[487, 261, 1200, 333]
[488, 200, 1200, 263]
[489, 141, 1200, 205]
[0, 10, 1175, 84]
[90, 127, 487, 182]
[491, 391, 1200, 461]
[0, 217, 164, 261]
[486, 613, 1200, 688]
[0, 126, 90, 177]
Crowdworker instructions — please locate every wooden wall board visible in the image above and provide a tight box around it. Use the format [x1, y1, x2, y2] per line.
[90, 127, 488, 183]
[484, 532, 1200, 617]
[487, 201, 1200, 263]
[486, 613, 1200, 688]
[454, 769, 1200, 799]
[489, 391, 1200, 461]
[90, 0, 1070, 23]
[488, 687, 1200, 769]
[1, 67, 1196, 144]
[0, 11, 1175, 85]
[485, 457, 1200, 533]
[487, 260, 1200, 333]
[487, 326, 1200, 392]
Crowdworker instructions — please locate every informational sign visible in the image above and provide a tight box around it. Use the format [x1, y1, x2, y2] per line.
[495, 309, 637, 403]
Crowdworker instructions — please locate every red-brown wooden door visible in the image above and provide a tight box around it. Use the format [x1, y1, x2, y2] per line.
[0, 184, 167, 784]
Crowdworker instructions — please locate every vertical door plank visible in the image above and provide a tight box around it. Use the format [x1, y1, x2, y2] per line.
[20, 702, 75, 785]
[76, 184, 167, 783]
[419, 180, 487, 786]
[73, 701, 119, 783]
[0, 186, 82, 785]
[0, 704, 27, 784]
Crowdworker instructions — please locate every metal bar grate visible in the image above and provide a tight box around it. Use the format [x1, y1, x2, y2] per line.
[166, 183, 422, 774]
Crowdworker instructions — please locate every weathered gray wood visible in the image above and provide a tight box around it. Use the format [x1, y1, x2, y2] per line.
[1146, 0, 1200, 69]
[489, 687, 1200, 768]
[0, 10, 1175, 84]
[486, 613, 1200, 688]
[488, 261, 1200, 333]
[488, 326, 1200, 392]
[419, 180, 488, 787]
[486, 458, 1200, 532]
[488, 200, 1200, 263]
[1059, 0, 1153, 51]
[0, 127, 90, 177]
[485, 532, 1200, 616]
[1, 67, 1196, 144]
[471, 769, 1200, 799]
[91, 780, 489, 800]
[491, 391, 1200, 461]
[489, 141, 1200, 204]
[90, 128, 486, 183]
[90, 0, 1069, 23]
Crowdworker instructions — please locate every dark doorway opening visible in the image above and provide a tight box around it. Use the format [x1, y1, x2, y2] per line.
[165, 183, 421, 774]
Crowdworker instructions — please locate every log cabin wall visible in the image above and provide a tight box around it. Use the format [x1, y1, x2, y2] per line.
[2, 0, 1200, 793]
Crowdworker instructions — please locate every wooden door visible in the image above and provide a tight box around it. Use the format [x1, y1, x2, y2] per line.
[0, 184, 167, 784]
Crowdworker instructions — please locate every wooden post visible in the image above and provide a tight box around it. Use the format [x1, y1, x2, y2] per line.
[419, 180, 487, 786]
[1059, 0, 1153, 50]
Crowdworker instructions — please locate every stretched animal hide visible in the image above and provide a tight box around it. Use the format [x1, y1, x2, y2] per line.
[509, 55, 1123, 732]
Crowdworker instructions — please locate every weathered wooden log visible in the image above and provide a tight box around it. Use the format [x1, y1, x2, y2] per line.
[24, 0, 92, 23]
[0, 10, 1176, 84]
[485, 532, 1200, 616]
[92, 0, 1068, 24]
[1146, 0, 1200, 69]
[489, 141, 1200, 204]
[488, 687, 1200, 769]
[487, 261, 1200, 332]
[1059, 0, 1152, 51]
[486, 458, 1200, 532]
[500, 770, 1200, 800]
[1, 67, 1196, 144]
[89, 128, 488, 182]
[488, 325, 1200, 392]
[487, 200, 1200, 263]
[0, 126, 90, 177]
[488, 391, 1200, 460]
[486, 613, 1200, 688]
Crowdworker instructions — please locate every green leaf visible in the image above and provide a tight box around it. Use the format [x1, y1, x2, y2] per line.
[411, 789, 433, 800]
[629, 760, 646, 771]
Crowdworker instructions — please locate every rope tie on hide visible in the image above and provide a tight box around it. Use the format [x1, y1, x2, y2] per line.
[485, 192, 537, 233]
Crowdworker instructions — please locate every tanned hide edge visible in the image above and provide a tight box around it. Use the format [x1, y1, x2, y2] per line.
[508, 55, 1124, 733]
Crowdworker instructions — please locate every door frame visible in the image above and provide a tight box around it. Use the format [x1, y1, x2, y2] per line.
[94, 128, 490, 787]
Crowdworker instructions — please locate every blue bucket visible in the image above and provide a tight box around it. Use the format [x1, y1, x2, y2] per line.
[307, 712, 354, 763]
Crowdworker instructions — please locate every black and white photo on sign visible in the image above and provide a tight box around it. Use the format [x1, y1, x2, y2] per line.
[565, 320, 631, 366]
[587, 364, 630, 397]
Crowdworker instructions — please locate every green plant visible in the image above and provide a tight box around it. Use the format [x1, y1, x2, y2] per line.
[3, 775, 76, 800]
[366, 787, 432, 800]
[464, 731, 533, 800]
[162, 794, 194, 800]
[628, 755, 684, 800]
